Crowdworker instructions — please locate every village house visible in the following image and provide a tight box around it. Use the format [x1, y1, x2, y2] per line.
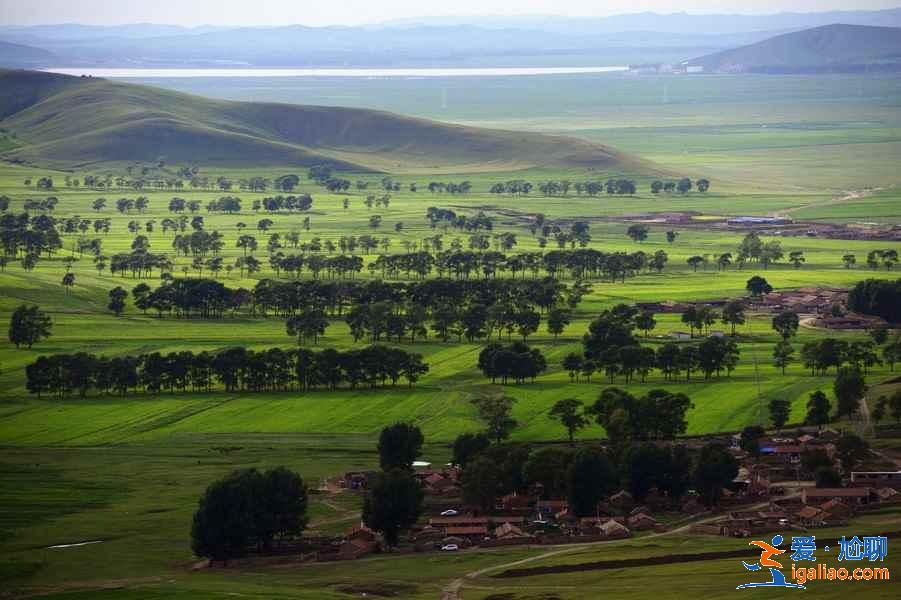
[496, 492, 534, 513]
[445, 526, 489, 541]
[626, 512, 658, 531]
[337, 523, 378, 559]
[536, 499, 568, 518]
[599, 519, 631, 539]
[850, 471, 901, 489]
[494, 522, 532, 540]
[796, 506, 825, 527]
[342, 471, 373, 490]
[801, 487, 875, 507]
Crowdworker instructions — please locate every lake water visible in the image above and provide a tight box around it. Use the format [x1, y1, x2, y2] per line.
[42, 66, 629, 78]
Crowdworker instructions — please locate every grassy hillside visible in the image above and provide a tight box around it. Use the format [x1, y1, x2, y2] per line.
[690, 24, 901, 73]
[0, 70, 643, 173]
[0, 41, 57, 68]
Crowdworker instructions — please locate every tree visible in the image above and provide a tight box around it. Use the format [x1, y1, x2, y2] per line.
[548, 398, 588, 444]
[772, 340, 795, 375]
[666, 230, 678, 244]
[524, 446, 572, 499]
[191, 467, 308, 561]
[771, 311, 799, 340]
[452, 432, 491, 468]
[567, 448, 616, 517]
[377, 423, 424, 471]
[696, 178, 710, 192]
[621, 443, 668, 501]
[474, 394, 517, 443]
[461, 456, 501, 512]
[739, 425, 765, 458]
[636, 311, 656, 338]
[546, 308, 570, 340]
[108, 287, 127, 316]
[676, 178, 693, 194]
[563, 352, 583, 382]
[362, 469, 423, 547]
[789, 251, 805, 269]
[834, 366, 866, 419]
[687, 255, 704, 272]
[191, 470, 258, 562]
[805, 390, 831, 429]
[836, 433, 869, 474]
[61, 272, 75, 294]
[626, 224, 649, 243]
[769, 398, 790, 431]
[721, 301, 745, 336]
[259, 466, 309, 547]
[8, 305, 52, 349]
[746, 275, 772, 297]
[693, 443, 738, 507]
[286, 309, 329, 344]
[815, 467, 842, 488]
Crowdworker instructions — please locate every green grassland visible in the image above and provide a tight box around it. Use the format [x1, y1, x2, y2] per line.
[1, 69, 901, 598]
[134, 73, 901, 191]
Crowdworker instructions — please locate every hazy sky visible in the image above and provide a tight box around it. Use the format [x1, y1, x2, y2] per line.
[2, 0, 899, 27]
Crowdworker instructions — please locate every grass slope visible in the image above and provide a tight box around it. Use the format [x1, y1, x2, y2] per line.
[0, 70, 643, 173]
[691, 24, 901, 72]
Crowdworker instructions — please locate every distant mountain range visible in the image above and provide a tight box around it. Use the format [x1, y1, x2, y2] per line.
[0, 69, 643, 172]
[384, 8, 901, 34]
[1, 8, 900, 69]
[689, 24, 901, 73]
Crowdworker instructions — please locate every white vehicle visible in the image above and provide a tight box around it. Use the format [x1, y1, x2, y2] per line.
[440, 509, 458, 516]
[440, 544, 459, 552]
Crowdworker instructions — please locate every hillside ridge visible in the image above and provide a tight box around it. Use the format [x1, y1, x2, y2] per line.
[0, 69, 642, 173]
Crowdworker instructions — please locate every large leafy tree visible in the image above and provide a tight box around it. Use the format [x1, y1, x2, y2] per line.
[567, 447, 617, 517]
[363, 469, 423, 547]
[693, 443, 738, 507]
[191, 467, 308, 562]
[834, 366, 866, 418]
[461, 456, 501, 512]
[548, 398, 588, 444]
[8, 304, 52, 348]
[377, 422, 424, 471]
[451, 432, 491, 468]
[473, 393, 518, 443]
[805, 390, 832, 429]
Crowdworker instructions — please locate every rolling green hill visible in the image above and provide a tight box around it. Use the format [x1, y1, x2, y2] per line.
[0, 69, 642, 172]
[690, 24, 901, 73]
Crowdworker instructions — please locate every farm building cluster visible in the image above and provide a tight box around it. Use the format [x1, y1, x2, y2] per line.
[305, 429, 901, 560]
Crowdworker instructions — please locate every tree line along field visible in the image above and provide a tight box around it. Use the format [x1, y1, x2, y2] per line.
[1, 161, 900, 443]
[0, 156, 899, 598]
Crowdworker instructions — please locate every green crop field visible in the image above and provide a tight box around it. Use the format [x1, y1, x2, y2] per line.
[1, 66, 900, 599]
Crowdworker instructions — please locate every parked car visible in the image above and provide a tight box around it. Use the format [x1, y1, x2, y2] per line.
[440, 509, 459, 516]
[440, 544, 459, 552]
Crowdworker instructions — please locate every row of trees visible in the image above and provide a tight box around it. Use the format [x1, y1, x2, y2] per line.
[477, 342, 548, 384]
[565, 335, 740, 384]
[848, 278, 901, 323]
[121, 277, 576, 321]
[25, 345, 428, 398]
